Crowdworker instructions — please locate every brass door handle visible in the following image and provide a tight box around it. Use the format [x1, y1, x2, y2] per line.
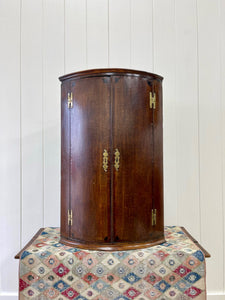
[103, 149, 109, 172]
[114, 148, 120, 171]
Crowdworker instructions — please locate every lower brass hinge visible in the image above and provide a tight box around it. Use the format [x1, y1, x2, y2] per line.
[68, 209, 73, 226]
[152, 208, 157, 226]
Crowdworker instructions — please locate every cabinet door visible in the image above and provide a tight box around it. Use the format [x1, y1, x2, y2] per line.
[112, 76, 154, 242]
[152, 79, 164, 235]
[61, 80, 71, 239]
[69, 76, 111, 243]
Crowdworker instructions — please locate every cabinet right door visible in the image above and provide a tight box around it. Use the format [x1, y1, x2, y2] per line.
[112, 75, 156, 243]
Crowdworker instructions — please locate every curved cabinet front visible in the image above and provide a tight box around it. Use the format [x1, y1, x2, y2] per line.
[60, 69, 164, 250]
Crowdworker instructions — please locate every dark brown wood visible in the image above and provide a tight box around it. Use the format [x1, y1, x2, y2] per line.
[14, 228, 44, 259]
[59, 236, 165, 251]
[59, 68, 165, 250]
[181, 227, 211, 258]
[112, 76, 163, 243]
[15, 227, 211, 257]
[61, 81, 70, 239]
[70, 77, 111, 243]
[152, 79, 164, 238]
[59, 68, 163, 82]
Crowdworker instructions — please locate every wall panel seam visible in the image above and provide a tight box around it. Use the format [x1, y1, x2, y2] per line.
[64, 0, 65, 74]
[85, 0, 87, 68]
[195, 0, 202, 244]
[108, 0, 110, 67]
[129, 0, 131, 68]
[130, 0, 132, 68]
[42, 0, 45, 228]
[174, 0, 178, 226]
[20, 0, 22, 250]
[152, 0, 154, 72]
[219, 0, 225, 292]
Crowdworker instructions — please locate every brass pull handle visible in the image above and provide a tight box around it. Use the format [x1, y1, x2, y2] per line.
[114, 148, 120, 171]
[103, 149, 109, 172]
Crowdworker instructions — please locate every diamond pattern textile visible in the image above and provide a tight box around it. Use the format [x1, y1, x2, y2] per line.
[19, 227, 206, 299]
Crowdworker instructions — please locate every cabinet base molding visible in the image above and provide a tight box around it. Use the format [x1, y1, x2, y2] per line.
[60, 234, 166, 251]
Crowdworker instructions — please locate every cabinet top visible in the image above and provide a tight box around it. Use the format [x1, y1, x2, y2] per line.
[59, 68, 163, 82]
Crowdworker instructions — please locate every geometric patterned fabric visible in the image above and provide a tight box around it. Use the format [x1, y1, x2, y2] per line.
[19, 226, 206, 299]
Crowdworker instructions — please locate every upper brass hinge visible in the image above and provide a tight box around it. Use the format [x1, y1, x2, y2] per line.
[152, 208, 157, 226]
[150, 92, 156, 109]
[68, 92, 73, 108]
[68, 209, 73, 226]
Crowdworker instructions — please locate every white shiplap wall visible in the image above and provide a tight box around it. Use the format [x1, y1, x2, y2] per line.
[0, 0, 224, 298]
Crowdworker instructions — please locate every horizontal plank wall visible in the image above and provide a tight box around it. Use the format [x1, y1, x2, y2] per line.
[0, 0, 21, 293]
[65, 0, 87, 73]
[130, 0, 153, 72]
[86, 0, 108, 68]
[109, 0, 131, 68]
[175, 0, 200, 239]
[197, 0, 224, 293]
[153, 0, 177, 226]
[1, 0, 225, 297]
[43, 0, 64, 227]
[21, 0, 44, 246]
[221, 0, 225, 295]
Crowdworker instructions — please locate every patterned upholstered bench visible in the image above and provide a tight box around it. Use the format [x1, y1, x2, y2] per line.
[15, 226, 210, 300]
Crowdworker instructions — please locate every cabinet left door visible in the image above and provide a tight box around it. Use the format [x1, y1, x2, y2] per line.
[61, 76, 112, 244]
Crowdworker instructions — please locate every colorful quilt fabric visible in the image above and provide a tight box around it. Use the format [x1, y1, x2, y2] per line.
[19, 226, 206, 300]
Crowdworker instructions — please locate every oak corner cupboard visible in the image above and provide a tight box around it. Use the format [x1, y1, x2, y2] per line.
[59, 68, 165, 251]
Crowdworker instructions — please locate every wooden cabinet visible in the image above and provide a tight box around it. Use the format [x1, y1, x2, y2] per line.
[59, 69, 165, 250]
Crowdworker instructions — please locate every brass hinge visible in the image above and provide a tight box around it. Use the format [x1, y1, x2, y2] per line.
[68, 209, 73, 226]
[150, 92, 156, 109]
[68, 92, 73, 108]
[152, 208, 157, 226]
